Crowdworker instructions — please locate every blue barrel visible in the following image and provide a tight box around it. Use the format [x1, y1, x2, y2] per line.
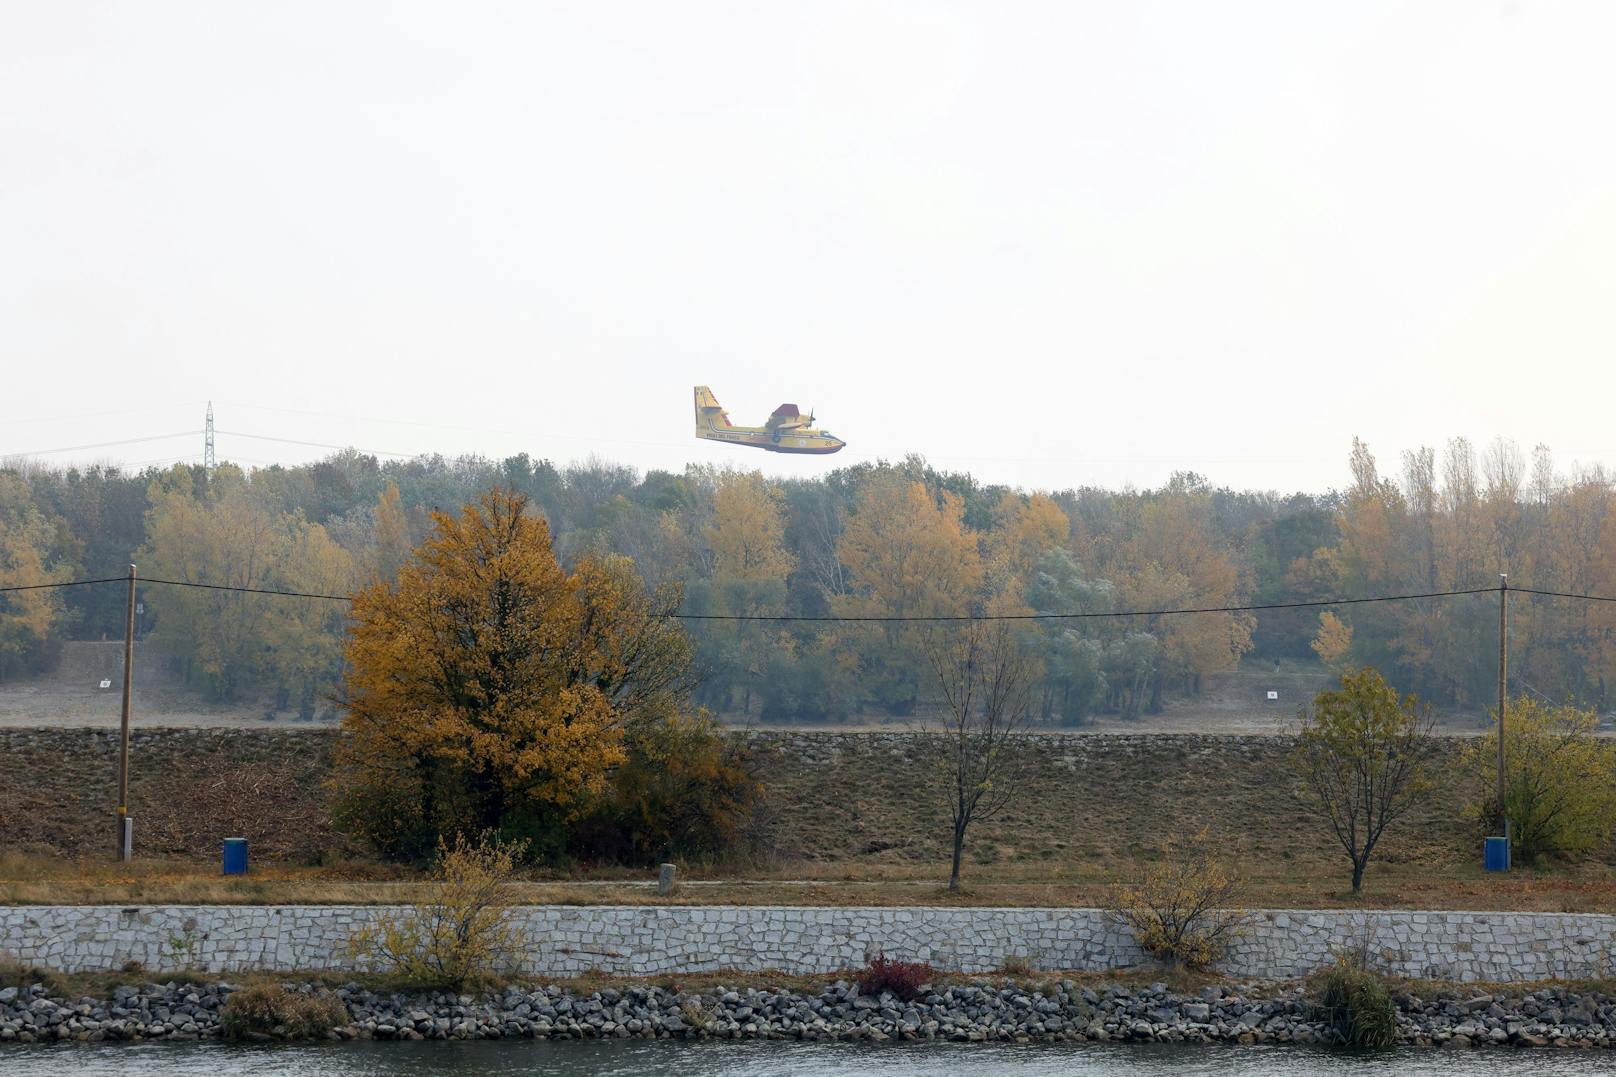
[223, 837, 249, 875]
[1484, 836, 1510, 872]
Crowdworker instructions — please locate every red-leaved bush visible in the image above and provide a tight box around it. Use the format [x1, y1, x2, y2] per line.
[857, 954, 935, 1002]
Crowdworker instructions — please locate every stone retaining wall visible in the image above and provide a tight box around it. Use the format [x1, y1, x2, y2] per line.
[4, 905, 1612, 983]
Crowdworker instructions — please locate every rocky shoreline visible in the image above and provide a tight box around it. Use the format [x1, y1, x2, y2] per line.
[5, 977, 1616, 1049]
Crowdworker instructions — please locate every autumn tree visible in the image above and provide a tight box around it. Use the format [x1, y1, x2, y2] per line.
[925, 620, 1037, 890]
[837, 472, 984, 715]
[335, 488, 696, 859]
[367, 480, 414, 583]
[1323, 439, 1410, 680]
[984, 491, 1070, 603]
[0, 473, 75, 679]
[697, 470, 795, 715]
[1310, 611, 1353, 671]
[1105, 476, 1252, 711]
[707, 471, 795, 583]
[1290, 668, 1438, 894]
[139, 465, 354, 706]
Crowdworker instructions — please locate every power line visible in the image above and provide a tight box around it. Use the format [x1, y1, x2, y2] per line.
[1513, 676, 1564, 708]
[0, 577, 1537, 620]
[11, 575, 1616, 624]
[140, 577, 356, 601]
[0, 576, 129, 593]
[670, 587, 1502, 622]
[120, 455, 202, 469]
[1, 431, 203, 457]
[3, 403, 205, 429]
[0, 575, 352, 601]
[213, 429, 418, 459]
[1512, 587, 1616, 605]
[217, 401, 706, 454]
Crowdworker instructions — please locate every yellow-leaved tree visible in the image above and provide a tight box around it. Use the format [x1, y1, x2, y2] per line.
[983, 491, 1070, 603]
[707, 471, 795, 584]
[1105, 479, 1252, 711]
[1311, 611, 1354, 671]
[367, 480, 414, 583]
[835, 473, 983, 715]
[140, 465, 354, 708]
[0, 473, 75, 680]
[698, 471, 795, 715]
[335, 488, 696, 859]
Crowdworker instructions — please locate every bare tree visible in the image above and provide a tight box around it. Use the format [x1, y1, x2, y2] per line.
[1290, 667, 1439, 894]
[925, 621, 1037, 890]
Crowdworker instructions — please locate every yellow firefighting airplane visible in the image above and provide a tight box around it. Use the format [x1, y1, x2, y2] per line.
[694, 386, 846, 455]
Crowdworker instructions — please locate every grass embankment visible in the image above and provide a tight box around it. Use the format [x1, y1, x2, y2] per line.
[2, 727, 1614, 910]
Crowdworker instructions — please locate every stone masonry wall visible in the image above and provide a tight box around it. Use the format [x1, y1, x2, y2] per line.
[4, 905, 1614, 983]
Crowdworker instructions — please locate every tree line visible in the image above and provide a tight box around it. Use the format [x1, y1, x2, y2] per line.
[4, 434, 1616, 718]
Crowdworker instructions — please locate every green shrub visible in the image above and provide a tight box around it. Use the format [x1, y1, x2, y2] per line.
[220, 983, 349, 1041]
[1314, 950, 1397, 1050]
[566, 712, 765, 865]
[1465, 698, 1616, 861]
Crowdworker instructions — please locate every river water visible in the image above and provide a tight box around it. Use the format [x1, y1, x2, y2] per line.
[3, 1040, 1611, 1076]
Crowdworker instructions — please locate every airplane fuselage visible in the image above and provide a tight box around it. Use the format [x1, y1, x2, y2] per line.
[694, 385, 845, 455]
[698, 426, 846, 454]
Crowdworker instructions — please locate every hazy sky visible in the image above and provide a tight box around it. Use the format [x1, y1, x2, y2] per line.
[4, 1, 1615, 494]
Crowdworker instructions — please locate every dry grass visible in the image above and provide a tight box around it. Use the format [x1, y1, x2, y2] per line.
[219, 981, 349, 1040]
[4, 849, 1614, 912]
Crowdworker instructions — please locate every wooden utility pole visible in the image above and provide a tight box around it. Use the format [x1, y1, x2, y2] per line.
[116, 563, 136, 861]
[1497, 573, 1508, 812]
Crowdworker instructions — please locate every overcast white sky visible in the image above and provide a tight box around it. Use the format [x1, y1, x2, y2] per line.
[4, 1, 1615, 494]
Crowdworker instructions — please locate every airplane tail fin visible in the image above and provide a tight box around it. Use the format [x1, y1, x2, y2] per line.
[694, 385, 729, 433]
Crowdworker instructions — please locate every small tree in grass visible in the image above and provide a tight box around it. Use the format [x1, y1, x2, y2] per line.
[924, 620, 1036, 891]
[349, 832, 529, 989]
[1290, 667, 1438, 895]
[1466, 698, 1616, 862]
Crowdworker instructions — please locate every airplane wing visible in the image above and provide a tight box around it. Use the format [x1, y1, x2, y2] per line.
[768, 404, 807, 430]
